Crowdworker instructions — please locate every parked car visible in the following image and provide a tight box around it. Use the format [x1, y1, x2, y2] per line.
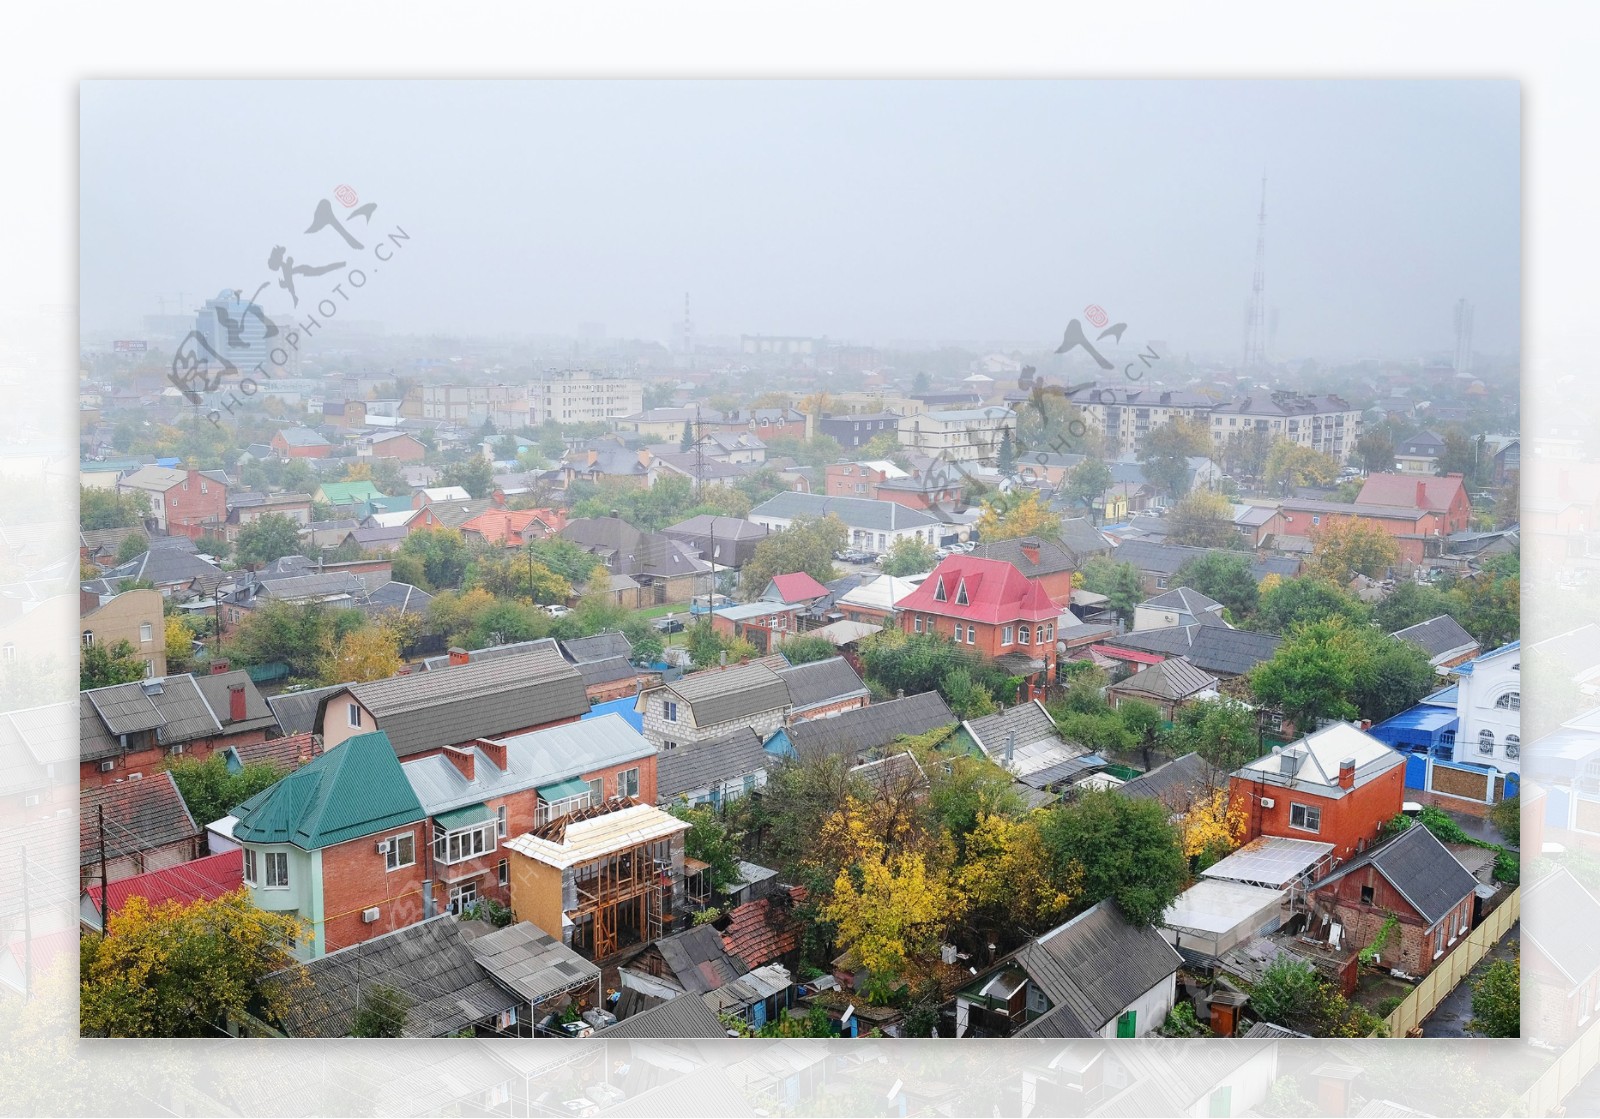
[653, 616, 686, 634]
[544, 604, 571, 618]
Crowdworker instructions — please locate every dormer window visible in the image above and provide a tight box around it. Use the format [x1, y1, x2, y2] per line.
[955, 580, 969, 606]
[933, 579, 947, 602]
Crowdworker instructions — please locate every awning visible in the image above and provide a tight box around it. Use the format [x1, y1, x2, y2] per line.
[435, 803, 493, 829]
[536, 777, 592, 802]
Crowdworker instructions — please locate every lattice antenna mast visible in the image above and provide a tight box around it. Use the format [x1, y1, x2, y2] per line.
[1243, 175, 1268, 370]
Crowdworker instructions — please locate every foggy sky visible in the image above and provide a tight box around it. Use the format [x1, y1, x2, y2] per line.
[79, 80, 1519, 361]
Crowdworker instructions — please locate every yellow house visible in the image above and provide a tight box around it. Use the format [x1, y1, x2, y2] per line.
[79, 588, 166, 676]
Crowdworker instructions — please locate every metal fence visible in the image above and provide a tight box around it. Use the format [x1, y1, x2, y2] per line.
[1376, 886, 1520, 1037]
[1519, 1012, 1600, 1116]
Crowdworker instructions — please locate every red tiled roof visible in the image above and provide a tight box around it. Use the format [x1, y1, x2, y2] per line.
[459, 508, 564, 546]
[768, 572, 832, 603]
[722, 885, 807, 970]
[233, 732, 322, 772]
[79, 772, 200, 866]
[1356, 473, 1467, 514]
[895, 556, 1061, 624]
[1090, 643, 1164, 665]
[84, 849, 243, 917]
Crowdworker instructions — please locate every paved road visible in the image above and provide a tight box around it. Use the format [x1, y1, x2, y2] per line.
[1419, 921, 1518, 1037]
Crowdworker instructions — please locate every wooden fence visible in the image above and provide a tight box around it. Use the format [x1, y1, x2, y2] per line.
[1377, 886, 1520, 1037]
[1518, 1011, 1600, 1116]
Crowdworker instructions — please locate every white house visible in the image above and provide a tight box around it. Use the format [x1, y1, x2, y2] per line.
[1451, 641, 1520, 776]
[747, 491, 943, 555]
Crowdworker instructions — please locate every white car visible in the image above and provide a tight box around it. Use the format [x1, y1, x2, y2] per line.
[544, 604, 571, 618]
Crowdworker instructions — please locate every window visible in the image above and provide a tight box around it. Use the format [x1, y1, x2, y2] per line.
[496, 805, 508, 838]
[139, 622, 153, 643]
[0, 643, 12, 661]
[243, 848, 257, 886]
[82, 630, 94, 648]
[347, 703, 361, 729]
[448, 881, 477, 915]
[434, 822, 497, 865]
[1506, 735, 1520, 760]
[385, 832, 415, 871]
[265, 851, 289, 888]
[955, 580, 969, 606]
[498, 859, 509, 886]
[933, 579, 947, 602]
[619, 767, 640, 798]
[664, 700, 679, 722]
[1001, 625, 1013, 646]
[1479, 730, 1495, 755]
[914, 615, 923, 633]
[1289, 803, 1321, 833]
[1495, 691, 1520, 711]
[1360, 884, 1375, 905]
[1018, 624, 1031, 645]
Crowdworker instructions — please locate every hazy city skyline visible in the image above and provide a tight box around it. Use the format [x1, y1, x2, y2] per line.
[81, 80, 1519, 362]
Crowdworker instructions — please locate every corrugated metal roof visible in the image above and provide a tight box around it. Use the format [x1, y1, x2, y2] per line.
[749, 491, 941, 531]
[268, 684, 349, 736]
[596, 992, 731, 1039]
[656, 727, 768, 802]
[1110, 658, 1218, 701]
[775, 657, 868, 714]
[1116, 752, 1219, 809]
[782, 690, 955, 763]
[660, 661, 790, 728]
[230, 730, 426, 850]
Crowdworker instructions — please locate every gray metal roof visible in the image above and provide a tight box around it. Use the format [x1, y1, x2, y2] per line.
[1523, 868, 1600, 984]
[268, 684, 350, 736]
[774, 656, 868, 714]
[265, 915, 516, 1038]
[1007, 899, 1183, 1036]
[361, 581, 433, 616]
[1109, 658, 1218, 702]
[1141, 587, 1224, 616]
[968, 536, 1076, 577]
[596, 992, 731, 1039]
[1391, 615, 1479, 661]
[561, 632, 633, 664]
[81, 674, 225, 760]
[781, 690, 956, 763]
[749, 490, 941, 531]
[340, 641, 590, 759]
[99, 546, 222, 588]
[1107, 625, 1282, 677]
[1116, 752, 1218, 808]
[661, 661, 791, 728]
[467, 921, 600, 1006]
[574, 656, 639, 689]
[965, 700, 1062, 757]
[193, 670, 279, 733]
[1313, 823, 1479, 926]
[403, 713, 655, 814]
[656, 727, 768, 803]
[652, 923, 744, 994]
[1058, 516, 1111, 558]
[662, 514, 773, 542]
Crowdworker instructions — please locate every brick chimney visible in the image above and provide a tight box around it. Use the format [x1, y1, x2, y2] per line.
[1338, 757, 1356, 790]
[1415, 480, 1427, 508]
[442, 744, 475, 781]
[474, 738, 508, 772]
[1020, 538, 1040, 565]
[228, 683, 247, 723]
[210, 659, 230, 675]
[448, 646, 471, 667]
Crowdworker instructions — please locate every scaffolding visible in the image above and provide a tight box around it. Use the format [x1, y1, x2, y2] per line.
[569, 838, 673, 961]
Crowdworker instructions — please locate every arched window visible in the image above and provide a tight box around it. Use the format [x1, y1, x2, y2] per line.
[1506, 734, 1521, 760]
[81, 630, 94, 648]
[1495, 691, 1520, 711]
[1478, 729, 1495, 755]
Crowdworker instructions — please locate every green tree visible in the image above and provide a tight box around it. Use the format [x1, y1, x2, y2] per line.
[349, 984, 411, 1038]
[234, 513, 304, 568]
[1454, 569, 1519, 648]
[1219, 427, 1275, 482]
[1264, 440, 1340, 495]
[1170, 551, 1259, 619]
[668, 804, 743, 891]
[738, 515, 845, 599]
[1354, 430, 1396, 474]
[167, 752, 287, 827]
[759, 756, 865, 876]
[79, 889, 307, 1037]
[1436, 429, 1488, 486]
[397, 528, 471, 591]
[1248, 956, 1325, 1030]
[1371, 581, 1457, 633]
[927, 753, 1026, 849]
[780, 634, 839, 665]
[1138, 417, 1212, 500]
[996, 430, 1015, 473]
[1256, 576, 1369, 635]
[680, 419, 695, 452]
[1467, 957, 1519, 1037]
[195, 532, 232, 560]
[1037, 788, 1187, 925]
[1166, 489, 1240, 549]
[1078, 556, 1145, 623]
[879, 536, 938, 577]
[115, 532, 150, 564]
[1250, 615, 1433, 728]
[80, 639, 148, 690]
[80, 486, 149, 530]
[1487, 794, 1520, 848]
[227, 601, 336, 681]
[1163, 697, 1262, 777]
[1063, 459, 1112, 518]
[439, 454, 494, 499]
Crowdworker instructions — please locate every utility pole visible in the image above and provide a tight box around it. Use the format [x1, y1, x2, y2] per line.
[98, 805, 110, 930]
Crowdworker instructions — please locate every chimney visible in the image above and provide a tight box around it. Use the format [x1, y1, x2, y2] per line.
[442, 744, 475, 781]
[1415, 480, 1427, 508]
[1279, 749, 1301, 778]
[1338, 757, 1356, 790]
[1020, 538, 1040, 565]
[209, 659, 230, 675]
[474, 738, 508, 772]
[1003, 732, 1016, 768]
[228, 683, 247, 723]
[448, 646, 470, 667]
[896, 688, 905, 700]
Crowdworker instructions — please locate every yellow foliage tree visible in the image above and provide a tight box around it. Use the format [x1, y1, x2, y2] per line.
[343, 462, 374, 482]
[320, 622, 403, 684]
[1307, 518, 1401, 584]
[975, 489, 1062, 543]
[1177, 788, 1249, 861]
[80, 889, 308, 1037]
[1264, 440, 1340, 495]
[824, 848, 959, 986]
[956, 813, 1081, 933]
[164, 614, 196, 674]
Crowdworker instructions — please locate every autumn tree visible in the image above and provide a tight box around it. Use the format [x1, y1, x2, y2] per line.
[1037, 788, 1187, 926]
[164, 614, 197, 675]
[975, 488, 1061, 542]
[957, 813, 1080, 936]
[737, 515, 845, 600]
[1139, 417, 1213, 500]
[1263, 441, 1340, 495]
[79, 889, 308, 1037]
[1307, 519, 1400, 583]
[1353, 430, 1397, 474]
[234, 513, 304, 568]
[1177, 789, 1249, 868]
[1170, 551, 1259, 619]
[319, 622, 403, 685]
[926, 751, 1027, 849]
[1167, 489, 1242, 549]
[759, 755, 865, 876]
[1220, 427, 1275, 482]
[81, 639, 148, 690]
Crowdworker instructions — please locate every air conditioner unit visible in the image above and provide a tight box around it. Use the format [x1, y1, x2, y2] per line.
[361, 907, 380, 923]
[170, 743, 184, 755]
[1259, 797, 1276, 809]
[99, 760, 115, 773]
[375, 840, 391, 855]
[23, 794, 40, 808]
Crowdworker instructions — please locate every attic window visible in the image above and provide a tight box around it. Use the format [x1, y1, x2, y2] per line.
[954, 580, 969, 606]
[933, 579, 947, 602]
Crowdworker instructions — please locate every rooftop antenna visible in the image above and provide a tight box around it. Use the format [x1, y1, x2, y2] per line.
[1242, 174, 1268, 371]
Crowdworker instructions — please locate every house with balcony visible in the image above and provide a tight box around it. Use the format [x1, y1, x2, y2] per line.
[399, 714, 658, 918]
[1228, 723, 1406, 861]
[229, 730, 429, 958]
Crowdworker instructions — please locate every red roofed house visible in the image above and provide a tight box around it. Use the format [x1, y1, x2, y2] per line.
[721, 884, 808, 973]
[896, 555, 1064, 698]
[459, 508, 567, 548]
[1260, 500, 1447, 565]
[81, 849, 243, 932]
[1356, 473, 1472, 535]
[761, 572, 833, 607]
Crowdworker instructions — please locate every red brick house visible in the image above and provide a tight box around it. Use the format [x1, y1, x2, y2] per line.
[80, 670, 280, 789]
[117, 465, 228, 540]
[459, 507, 566, 548]
[400, 714, 658, 917]
[1228, 723, 1406, 861]
[1261, 500, 1447, 565]
[711, 601, 807, 654]
[363, 431, 427, 461]
[270, 427, 333, 459]
[896, 555, 1064, 696]
[825, 461, 900, 499]
[1357, 473, 1472, 535]
[79, 772, 202, 891]
[1304, 824, 1479, 977]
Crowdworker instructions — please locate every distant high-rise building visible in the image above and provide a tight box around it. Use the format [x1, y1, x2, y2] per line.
[1453, 298, 1475, 378]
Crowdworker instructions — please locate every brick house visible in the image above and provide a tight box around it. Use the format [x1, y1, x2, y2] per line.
[1304, 824, 1480, 977]
[710, 601, 806, 653]
[873, 456, 966, 511]
[824, 460, 904, 498]
[967, 537, 1077, 602]
[79, 772, 202, 890]
[1261, 500, 1446, 566]
[117, 465, 227, 540]
[400, 714, 658, 918]
[895, 555, 1064, 696]
[80, 670, 280, 789]
[362, 431, 427, 461]
[775, 656, 870, 721]
[270, 427, 332, 459]
[1357, 473, 1473, 535]
[230, 729, 428, 958]
[635, 660, 792, 752]
[1228, 723, 1406, 861]
[314, 640, 590, 758]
